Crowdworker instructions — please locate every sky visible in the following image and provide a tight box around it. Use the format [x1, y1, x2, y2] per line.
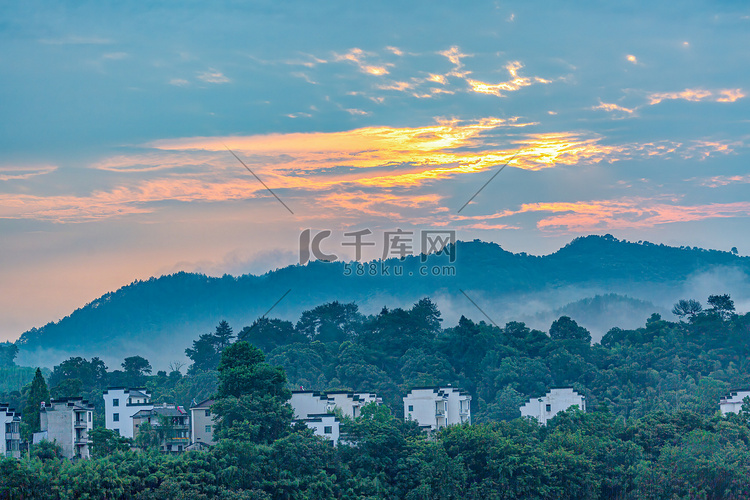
[1, 0, 749, 341]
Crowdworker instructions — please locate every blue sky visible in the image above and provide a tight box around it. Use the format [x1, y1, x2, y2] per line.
[1, 1, 749, 340]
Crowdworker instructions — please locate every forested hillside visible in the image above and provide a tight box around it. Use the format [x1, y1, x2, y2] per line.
[2, 295, 750, 499]
[15, 235, 749, 368]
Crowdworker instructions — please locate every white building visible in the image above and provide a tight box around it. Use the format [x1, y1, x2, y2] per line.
[290, 391, 382, 420]
[520, 388, 586, 424]
[295, 414, 341, 445]
[190, 399, 216, 448]
[290, 390, 381, 444]
[103, 387, 153, 438]
[35, 398, 94, 459]
[403, 386, 471, 431]
[720, 390, 750, 415]
[1, 404, 22, 459]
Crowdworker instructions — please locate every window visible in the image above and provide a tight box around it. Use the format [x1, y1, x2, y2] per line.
[323, 426, 332, 434]
[113, 398, 119, 407]
[205, 409, 211, 417]
[205, 425, 212, 433]
[408, 405, 413, 412]
[113, 413, 120, 422]
[88, 413, 92, 422]
[545, 404, 551, 412]
[113, 428, 120, 435]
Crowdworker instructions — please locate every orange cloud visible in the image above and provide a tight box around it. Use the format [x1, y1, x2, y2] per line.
[648, 88, 744, 105]
[0, 165, 57, 181]
[466, 61, 551, 97]
[523, 199, 750, 232]
[334, 48, 391, 75]
[593, 101, 635, 114]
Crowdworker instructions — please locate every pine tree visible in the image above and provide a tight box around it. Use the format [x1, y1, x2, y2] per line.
[24, 368, 50, 434]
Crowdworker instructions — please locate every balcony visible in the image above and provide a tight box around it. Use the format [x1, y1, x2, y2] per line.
[165, 437, 190, 444]
[75, 437, 91, 445]
[459, 408, 469, 416]
[74, 421, 88, 429]
[435, 408, 445, 417]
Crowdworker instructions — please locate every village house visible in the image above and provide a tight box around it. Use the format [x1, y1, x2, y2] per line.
[403, 386, 471, 431]
[520, 388, 586, 424]
[1, 404, 22, 459]
[103, 387, 153, 439]
[719, 390, 750, 415]
[34, 398, 94, 459]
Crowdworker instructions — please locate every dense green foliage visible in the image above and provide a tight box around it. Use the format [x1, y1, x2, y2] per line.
[3, 290, 750, 498]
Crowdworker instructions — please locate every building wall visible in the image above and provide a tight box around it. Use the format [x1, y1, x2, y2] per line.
[403, 387, 471, 431]
[191, 406, 216, 446]
[302, 414, 340, 445]
[2, 409, 22, 459]
[327, 392, 381, 418]
[520, 388, 586, 425]
[719, 390, 750, 415]
[290, 392, 331, 419]
[103, 388, 153, 439]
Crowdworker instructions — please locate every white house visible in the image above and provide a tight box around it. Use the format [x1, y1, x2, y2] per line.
[520, 388, 586, 424]
[290, 390, 381, 444]
[190, 399, 216, 448]
[35, 398, 94, 459]
[103, 387, 153, 438]
[720, 390, 750, 415]
[1, 404, 22, 459]
[295, 413, 341, 445]
[403, 386, 471, 431]
[327, 392, 382, 418]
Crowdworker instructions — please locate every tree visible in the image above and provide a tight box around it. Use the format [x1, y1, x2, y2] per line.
[122, 356, 152, 386]
[0, 342, 19, 367]
[707, 294, 735, 320]
[212, 341, 293, 444]
[50, 378, 83, 399]
[672, 299, 703, 320]
[213, 320, 235, 351]
[186, 321, 237, 373]
[23, 368, 49, 436]
[89, 427, 132, 457]
[47, 356, 108, 391]
[549, 316, 591, 343]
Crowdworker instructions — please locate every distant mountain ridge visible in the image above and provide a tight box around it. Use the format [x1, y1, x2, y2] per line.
[15, 235, 750, 368]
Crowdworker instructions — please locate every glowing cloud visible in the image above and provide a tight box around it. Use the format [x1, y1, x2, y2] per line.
[648, 88, 744, 105]
[467, 61, 551, 97]
[0, 165, 57, 181]
[334, 48, 391, 75]
[593, 101, 635, 114]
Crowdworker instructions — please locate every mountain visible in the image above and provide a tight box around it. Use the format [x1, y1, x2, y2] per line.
[15, 235, 750, 369]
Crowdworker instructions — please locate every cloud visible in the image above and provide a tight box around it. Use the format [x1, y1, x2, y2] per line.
[695, 174, 750, 188]
[466, 61, 551, 97]
[647, 88, 744, 105]
[523, 198, 750, 232]
[169, 78, 190, 87]
[0, 165, 57, 181]
[334, 48, 391, 75]
[197, 69, 231, 84]
[593, 101, 635, 115]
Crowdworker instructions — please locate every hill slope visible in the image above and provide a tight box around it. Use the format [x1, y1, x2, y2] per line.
[15, 235, 750, 368]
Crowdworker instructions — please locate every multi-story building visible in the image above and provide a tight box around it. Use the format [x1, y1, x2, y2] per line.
[132, 403, 190, 453]
[290, 390, 381, 444]
[190, 399, 216, 448]
[403, 386, 471, 431]
[36, 398, 94, 459]
[520, 388, 586, 424]
[294, 413, 340, 445]
[103, 387, 152, 438]
[1, 404, 22, 458]
[720, 390, 750, 415]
